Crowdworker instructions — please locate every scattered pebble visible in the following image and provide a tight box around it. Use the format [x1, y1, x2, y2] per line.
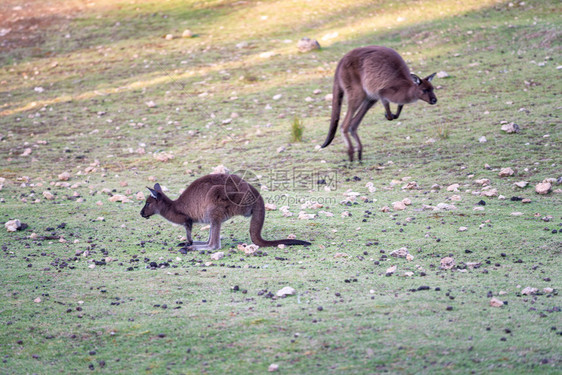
[440, 257, 455, 270]
[276, 286, 296, 297]
[297, 37, 320, 52]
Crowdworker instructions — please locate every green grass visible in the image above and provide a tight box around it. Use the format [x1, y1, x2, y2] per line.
[0, 0, 561, 374]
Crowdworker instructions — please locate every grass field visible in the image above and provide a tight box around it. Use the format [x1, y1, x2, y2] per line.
[0, 0, 560, 373]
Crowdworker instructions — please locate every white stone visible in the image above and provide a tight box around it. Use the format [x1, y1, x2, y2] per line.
[499, 167, 515, 177]
[390, 247, 409, 258]
[297, 37, 320, 52]
[276, 286, 296, 297]
[521, 287, 538, 295]
[392, 201, 406, 211]
[210, 252, 224, 261]
[181, 29, 194, 38]
[535, 182, 551, 195]
[5, 219, 21, 232]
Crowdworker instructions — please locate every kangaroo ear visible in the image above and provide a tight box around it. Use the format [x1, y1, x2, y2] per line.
[425, 72, 436, 82]
[411, 74, 421, 85]
[153, 183, 163, 192]
[147, 187, 161, 200]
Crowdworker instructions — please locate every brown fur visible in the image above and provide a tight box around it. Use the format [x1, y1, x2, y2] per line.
[140, 174, 311, 250]
[321, 46, 437, 161]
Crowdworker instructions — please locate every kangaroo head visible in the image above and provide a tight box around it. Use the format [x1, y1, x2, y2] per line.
[140, 183, 164, 219]
[411, 73, 437, 105]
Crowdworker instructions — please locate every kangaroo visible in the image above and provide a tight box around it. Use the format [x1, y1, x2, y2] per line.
[140, 173, 311, 250]
[321, 46, 437, 162]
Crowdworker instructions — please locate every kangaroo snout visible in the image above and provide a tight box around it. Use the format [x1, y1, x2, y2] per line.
[430, 98, 437, 105]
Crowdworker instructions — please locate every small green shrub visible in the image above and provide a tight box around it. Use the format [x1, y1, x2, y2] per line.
[436, 122, 450, 140]
[290, 116, 305, 142]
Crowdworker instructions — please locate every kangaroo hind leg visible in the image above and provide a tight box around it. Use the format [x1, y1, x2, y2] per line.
[341, 92, 366, 162]
[349, 99, 376, 162]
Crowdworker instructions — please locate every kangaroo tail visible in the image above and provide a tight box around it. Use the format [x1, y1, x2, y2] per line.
[321, 62, 345, 148]
[249, 195, 311, 247]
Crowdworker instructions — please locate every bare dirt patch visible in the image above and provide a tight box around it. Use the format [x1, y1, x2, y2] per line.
[0, 0, 84, 53]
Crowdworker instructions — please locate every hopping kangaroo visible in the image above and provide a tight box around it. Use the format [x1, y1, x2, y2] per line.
[321, 46, 437, 161]
[140, 173, 311, 250]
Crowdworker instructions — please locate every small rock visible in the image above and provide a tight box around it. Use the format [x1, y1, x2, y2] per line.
[390, 247, 409, 258]
[447, 183, 460, 192]
[402, 181, 419, 190]
[165, 34, 174, 40]
[436, 71, 449, 78]
[210, 252, 224, 261]
[458, 227, 468, 232]
[385, 265, 397, 275]
[58, 171, 71, 181]
[211, 165, 229, 174]
[145, 100, 157, 108]
[392, 201, 406, 211]
[334, 252, 349, 258]
[480, 189, 498, 197]
[535, 182, 551, 195]
[109, 194, 131, 203]
[276, 286, 296, 297]
[297, 37, 320, 53]
[490, 297, 504, 307]
[268, 363, 279, 372]
[298, 211, 315, 220]
[499, 167, 515, 177]
[521, 287, 538, 295]
[406, 254, 414, 261]
[543, 287, 554, 293]
[182, 29, 194, 38]
[5, 219, 21, 232]
[522, 198, 531, 203]
[501, 122, 520, 133]
[440, 257, 455, 270]
[265, 203, 277, 211]
[34, 297, 41, 303]
[43, 191, 55, 200]
[479, 136, 487, 143]
[436, 202, 457, 210]
[380, 206, 391, 212]
[272, 94, 282, 101]
[243, 244, 259, 255]
[514, 181, 528, 188]
[474, 178, 490, 186]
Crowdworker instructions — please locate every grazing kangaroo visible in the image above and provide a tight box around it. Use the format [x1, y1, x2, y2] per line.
[140, 173, 311, 250]
[321, 46, 437, 162]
